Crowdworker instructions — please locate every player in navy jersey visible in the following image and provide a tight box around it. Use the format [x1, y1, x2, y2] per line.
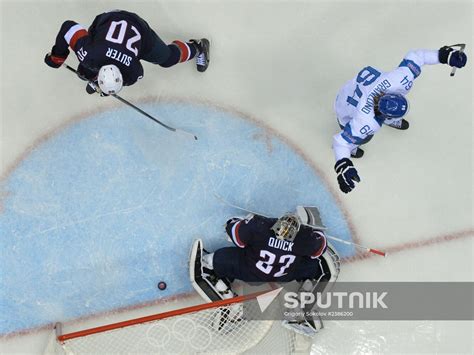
[189, 208, 340, 336]
[44, 10, 209, 95]
[217, 213, 328, 282]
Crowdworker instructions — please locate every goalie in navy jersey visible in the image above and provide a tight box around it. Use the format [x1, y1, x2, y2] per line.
[44, 9, 209, 95]
[189, 206, 340, 337]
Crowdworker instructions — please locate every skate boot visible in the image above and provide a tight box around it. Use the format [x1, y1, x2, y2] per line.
[282, 316, 323, 337]
[350, 148, 364, 159]
[190, 38, 210, 72]
[385, 119, 409, 130]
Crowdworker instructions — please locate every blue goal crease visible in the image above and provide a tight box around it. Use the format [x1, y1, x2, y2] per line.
[0, 102, 356, 334]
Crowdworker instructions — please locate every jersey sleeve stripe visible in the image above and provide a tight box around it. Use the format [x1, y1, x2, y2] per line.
[172, 40, 191, 62]
[310, 231, 327, 259]
[398, 59, 421, 78]
[341, 125, 368, 145]
[50, 55, 66, 65]
[64, 24, 88, 50]
[231, 221, 246, 248]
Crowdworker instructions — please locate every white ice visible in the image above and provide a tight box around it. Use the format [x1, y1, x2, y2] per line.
[0, 0, 472, 354]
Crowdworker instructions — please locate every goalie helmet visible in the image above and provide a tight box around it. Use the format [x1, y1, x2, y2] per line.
[375, 93, 409, 119]
[97, 64, 123, 95]
[271, 213, 301, 242]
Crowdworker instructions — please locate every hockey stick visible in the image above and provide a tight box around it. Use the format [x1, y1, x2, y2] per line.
[448, 43, 466, 77]
[213, 192, 387, 257]
[319, 234, 386, 257]
[63, 64, 198, 140]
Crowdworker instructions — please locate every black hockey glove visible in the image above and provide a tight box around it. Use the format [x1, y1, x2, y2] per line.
[44, 52, 67, 68]
[334, 158, 360, 193]
[85, 82, 109, 97]
[86, 82, 98, 94]
[439, 46, 467, 68]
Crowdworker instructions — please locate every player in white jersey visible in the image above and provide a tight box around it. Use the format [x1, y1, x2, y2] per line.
[332, 45, 467, 193]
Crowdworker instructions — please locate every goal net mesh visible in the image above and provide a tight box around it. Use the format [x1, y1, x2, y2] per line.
[52, 294, 304, 355]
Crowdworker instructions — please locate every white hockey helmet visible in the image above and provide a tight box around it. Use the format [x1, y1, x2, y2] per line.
[272, 213, 301, 242]
[97, 64, 123, 95]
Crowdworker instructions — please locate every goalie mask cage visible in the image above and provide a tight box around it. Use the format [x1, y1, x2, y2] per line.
[46, 292, 309, 355]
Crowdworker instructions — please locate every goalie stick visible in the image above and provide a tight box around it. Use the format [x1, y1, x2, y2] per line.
[63, 64, 198, 140]
[213, 192, 387, 257]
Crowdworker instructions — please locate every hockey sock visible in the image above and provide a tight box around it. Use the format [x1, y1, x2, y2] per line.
[160, 40, 198, 67]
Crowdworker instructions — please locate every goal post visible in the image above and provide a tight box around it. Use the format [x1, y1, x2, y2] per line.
[46, 291, 310, 354]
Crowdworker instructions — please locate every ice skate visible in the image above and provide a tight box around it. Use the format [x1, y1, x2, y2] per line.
[350, 148, 364, 158]
[384, 119, 409, 130]
[191, 38, 210, 72]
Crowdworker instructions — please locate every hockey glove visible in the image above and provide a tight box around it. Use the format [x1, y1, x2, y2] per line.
[439, 46, 467, 68]
[85, 82, 109, 97]
[86, 82, 98, 94]
[334, 158, 360, 193]
[44, 52, 67, 69]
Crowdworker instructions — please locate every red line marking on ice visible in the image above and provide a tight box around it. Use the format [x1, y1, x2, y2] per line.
[343, 229, 473, 263]
[3, 229, 472, 339]
[0, 97, 470, 339]
[0, 291, 196, 339]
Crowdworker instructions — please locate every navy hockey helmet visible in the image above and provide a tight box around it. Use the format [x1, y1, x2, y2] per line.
[376, 93, 409, 119]
[272, 213, 301, 242]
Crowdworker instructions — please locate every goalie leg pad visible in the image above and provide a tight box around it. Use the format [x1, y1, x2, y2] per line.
[189, 239, 236, 303]
[321, 242, 341, 284]
[299, 242, 341, 296]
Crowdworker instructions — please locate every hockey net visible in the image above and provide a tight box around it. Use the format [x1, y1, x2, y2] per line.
[46, 291, 308, 355]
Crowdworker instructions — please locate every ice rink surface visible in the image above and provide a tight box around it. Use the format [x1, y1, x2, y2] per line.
[0, 0, 472, 354]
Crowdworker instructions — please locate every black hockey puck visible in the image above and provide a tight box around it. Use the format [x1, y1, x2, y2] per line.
[158, 281, 167, 290]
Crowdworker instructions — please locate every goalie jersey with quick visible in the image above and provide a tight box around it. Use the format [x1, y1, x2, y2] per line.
[224, 215, 327, 282]
[333, 50, 440, 161]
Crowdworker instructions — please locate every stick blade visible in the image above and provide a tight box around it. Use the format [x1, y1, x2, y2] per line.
[176, 128, 198, 140]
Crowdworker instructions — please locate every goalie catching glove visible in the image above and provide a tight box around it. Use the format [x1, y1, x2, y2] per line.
[335, 158, 360, 193]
